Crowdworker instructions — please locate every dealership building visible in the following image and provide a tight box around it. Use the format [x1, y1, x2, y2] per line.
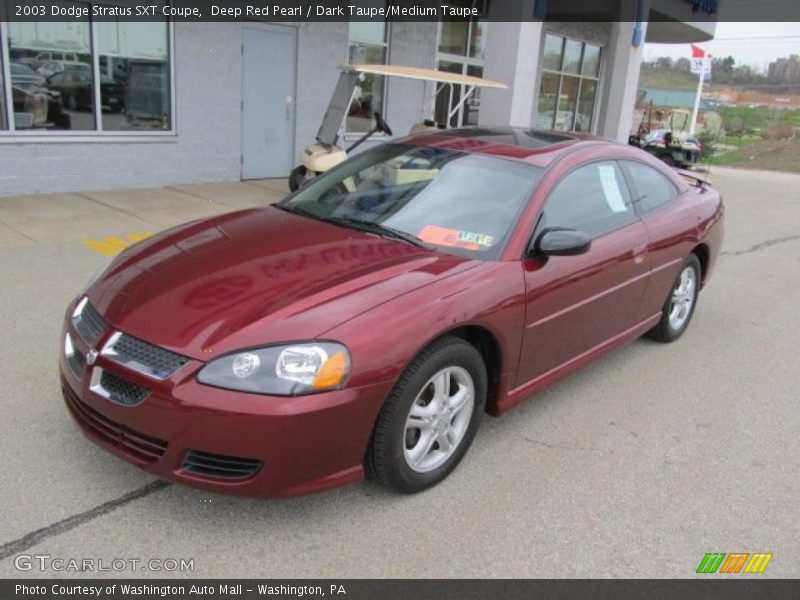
[0, 1, 716, 196]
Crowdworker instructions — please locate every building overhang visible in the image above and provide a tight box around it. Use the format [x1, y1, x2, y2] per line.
[646, 16, 716, 43]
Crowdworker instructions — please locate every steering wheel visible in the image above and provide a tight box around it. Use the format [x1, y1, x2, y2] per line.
[373, 111, 393, 136]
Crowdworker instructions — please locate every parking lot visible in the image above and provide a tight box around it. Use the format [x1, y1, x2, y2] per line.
[0, 167, 798, 578]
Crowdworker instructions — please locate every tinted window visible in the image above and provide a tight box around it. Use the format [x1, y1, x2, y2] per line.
[282, 144, 542, 260]
[624, 161, 678, 215]
[542, 161, 635, 237]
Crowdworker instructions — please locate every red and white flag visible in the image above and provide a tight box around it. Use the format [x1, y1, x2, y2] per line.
[690, 44, 710, 78]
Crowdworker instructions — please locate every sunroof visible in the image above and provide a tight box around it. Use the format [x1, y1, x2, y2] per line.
[436, 127, 576, 149]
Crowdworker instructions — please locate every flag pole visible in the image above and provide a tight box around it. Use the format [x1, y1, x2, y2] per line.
[689, 66, 703, 136]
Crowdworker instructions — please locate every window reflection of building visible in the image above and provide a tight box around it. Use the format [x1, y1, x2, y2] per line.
[0, 2, 172, 135]
[536, 33, 602, 133]
[435, 1, 489, 128]
[347, 8, 390, 134]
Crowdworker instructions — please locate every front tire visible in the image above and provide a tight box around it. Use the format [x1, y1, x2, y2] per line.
[367, 336, 487, 493]
[647, 254, 701, 343]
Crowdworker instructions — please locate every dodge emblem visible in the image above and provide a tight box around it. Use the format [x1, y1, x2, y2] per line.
[86, 348, 98, 366]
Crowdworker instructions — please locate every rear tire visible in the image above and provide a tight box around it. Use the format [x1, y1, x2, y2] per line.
[647, 254, 701, 343]
[366, 336, 487, 493]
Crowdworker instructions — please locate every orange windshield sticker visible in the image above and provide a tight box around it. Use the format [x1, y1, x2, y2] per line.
[417, 225, 495, 251]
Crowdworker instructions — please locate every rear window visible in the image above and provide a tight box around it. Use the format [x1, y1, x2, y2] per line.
[623, 161, 678, 216]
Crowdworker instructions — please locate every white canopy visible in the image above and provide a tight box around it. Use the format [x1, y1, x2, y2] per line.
[345, 64, 508, 89]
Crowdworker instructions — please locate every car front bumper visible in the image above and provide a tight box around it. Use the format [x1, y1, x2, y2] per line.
[59, 310, 393, 498]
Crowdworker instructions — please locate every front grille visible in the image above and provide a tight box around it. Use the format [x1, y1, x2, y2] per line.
[62, 383, 167, 463]
[181, 450, 262, 480]
[104, 333, 189, 380]
[100, 370, 150, 406]
[74, 300, 106, 346]
[66, 346, 86, 379]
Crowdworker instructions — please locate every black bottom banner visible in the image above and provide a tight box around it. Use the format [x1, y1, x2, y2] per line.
[4, 579, 800, 600]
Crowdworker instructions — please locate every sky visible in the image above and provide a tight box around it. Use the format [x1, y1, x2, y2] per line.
[643, 22, 800, 72]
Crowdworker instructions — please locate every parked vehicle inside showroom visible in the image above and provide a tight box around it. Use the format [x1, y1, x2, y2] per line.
[59, 127, 724, 497]
[46, 64, 124, 113]
[10, 62, 68, 130]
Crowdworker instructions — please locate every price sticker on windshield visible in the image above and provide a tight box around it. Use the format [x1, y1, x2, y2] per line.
[417, 225, 495, 251]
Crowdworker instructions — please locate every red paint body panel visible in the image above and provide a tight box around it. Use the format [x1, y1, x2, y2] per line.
[59, 132, 724, 497]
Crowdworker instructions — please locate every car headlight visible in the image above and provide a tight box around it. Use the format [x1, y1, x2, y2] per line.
[196, 342, 351, 396]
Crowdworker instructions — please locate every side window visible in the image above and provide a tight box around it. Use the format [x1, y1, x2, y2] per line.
[623, 161, 678, 216]
[541, 161, 636, 237]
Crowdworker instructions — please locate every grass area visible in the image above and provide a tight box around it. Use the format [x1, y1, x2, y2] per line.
[714, 105, 800, 132]
[703, 138, 800, 172]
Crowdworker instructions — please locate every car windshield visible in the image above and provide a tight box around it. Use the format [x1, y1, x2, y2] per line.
[279, 144, 542, 260]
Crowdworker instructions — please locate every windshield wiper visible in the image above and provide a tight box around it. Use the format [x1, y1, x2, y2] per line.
[323, 216, 431, 250]
[274, 203, 323, 221]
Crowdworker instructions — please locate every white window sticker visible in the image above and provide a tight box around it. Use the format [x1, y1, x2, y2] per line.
[598, 165, 628, 213]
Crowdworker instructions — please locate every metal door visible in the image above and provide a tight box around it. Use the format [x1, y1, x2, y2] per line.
[241, 24, 296, 179]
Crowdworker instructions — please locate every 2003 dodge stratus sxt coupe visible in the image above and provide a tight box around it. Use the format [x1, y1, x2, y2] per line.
[60, 128, 724, 497]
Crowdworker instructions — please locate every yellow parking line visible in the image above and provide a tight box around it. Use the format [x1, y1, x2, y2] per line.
[82, 232, 155, 257]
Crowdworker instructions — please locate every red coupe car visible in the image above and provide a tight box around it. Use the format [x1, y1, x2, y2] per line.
[60, 127, 724, 497]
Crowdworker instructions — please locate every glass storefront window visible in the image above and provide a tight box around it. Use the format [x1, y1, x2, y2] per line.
[435, 61, 463, 127]
[542, 35, 564, 71]
[576, 79, 597, 133]
[439, 21, 468, 56]
[436, 1, 490, 128]
[563, 39, 583, 75]
[468, 21, 488, 60]
[538, 33, 602, 133]
[346, 4, 389, 134]
[464, 65, 483, 125]
[1, 3, 173, 136]
[0, 32, 6, 130]
[582, 44, 601, 78]
[98, 20, 171, 130]
[6, 1, 93, 130]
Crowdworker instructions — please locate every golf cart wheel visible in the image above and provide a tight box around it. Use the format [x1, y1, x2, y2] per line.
[660, 155, 676, 167]
[288, 165, 307, 192]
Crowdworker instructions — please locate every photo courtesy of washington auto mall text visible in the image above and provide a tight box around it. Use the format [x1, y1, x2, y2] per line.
[1, 0, 800, 598]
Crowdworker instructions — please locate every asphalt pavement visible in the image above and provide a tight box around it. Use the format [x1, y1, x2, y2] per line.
[0, 168, 798, 578]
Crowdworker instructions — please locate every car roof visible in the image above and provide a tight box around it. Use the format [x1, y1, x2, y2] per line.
[402, 126, 610, 168]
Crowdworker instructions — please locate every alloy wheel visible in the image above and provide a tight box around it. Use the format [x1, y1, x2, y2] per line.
[403, 366, 475, 473]
[668, 265, 697, 331]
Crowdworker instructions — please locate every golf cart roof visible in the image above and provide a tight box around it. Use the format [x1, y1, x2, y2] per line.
[345, 64, 508, 89]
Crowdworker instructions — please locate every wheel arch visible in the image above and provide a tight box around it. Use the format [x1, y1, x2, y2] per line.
[423, 324, 504, 415]
[691, 243, 710, 287]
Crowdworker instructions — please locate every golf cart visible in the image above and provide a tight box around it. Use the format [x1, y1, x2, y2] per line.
[628, 102, 701, 169]
[288, 64, 507, 191]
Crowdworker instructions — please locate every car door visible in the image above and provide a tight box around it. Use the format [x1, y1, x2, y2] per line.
[516, 160, 650, 386]
[620, 159, 693, 322]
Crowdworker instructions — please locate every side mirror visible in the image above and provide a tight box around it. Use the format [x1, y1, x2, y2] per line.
[530, 228, 592, 257]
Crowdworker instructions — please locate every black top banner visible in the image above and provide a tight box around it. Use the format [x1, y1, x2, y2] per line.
[2, 0, 799, 23]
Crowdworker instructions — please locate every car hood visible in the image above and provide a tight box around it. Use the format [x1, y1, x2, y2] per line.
[88, 206, 477, 360]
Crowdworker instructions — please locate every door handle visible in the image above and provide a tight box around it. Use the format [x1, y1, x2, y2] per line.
[633, 243, 647, 265]
[285, 95, 293, 121]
